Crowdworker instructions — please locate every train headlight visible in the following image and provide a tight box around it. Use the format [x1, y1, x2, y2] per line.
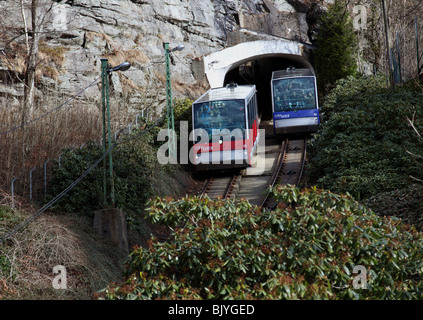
[219, 139, 223, 145]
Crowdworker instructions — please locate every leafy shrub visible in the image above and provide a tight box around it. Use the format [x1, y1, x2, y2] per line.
[99, 186, 423, 300]
[320, 74, 387, 120]
[161, 98, 193, 135]
[46, 142, 104, 214]
[366, 184, 423, 232]
[46, 133, 154, 216]
[308, 75, 423, 199]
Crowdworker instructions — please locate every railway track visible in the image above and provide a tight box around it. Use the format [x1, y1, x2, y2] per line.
[260, 137, 307, 208]
[198, 133, 308, 208]
[200, 170, 242, 200]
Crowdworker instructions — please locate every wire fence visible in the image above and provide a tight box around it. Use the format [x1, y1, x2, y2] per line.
[1, 115, 163, 242]
[6, 103, 156, 209]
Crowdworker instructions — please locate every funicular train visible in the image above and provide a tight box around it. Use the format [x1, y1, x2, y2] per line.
[191, 83, 259, 171]
[271, 67, 320, 134]
[190, 67, 319, 171]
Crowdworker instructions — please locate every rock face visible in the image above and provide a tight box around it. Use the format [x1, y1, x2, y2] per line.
[0, 0, 328, 119]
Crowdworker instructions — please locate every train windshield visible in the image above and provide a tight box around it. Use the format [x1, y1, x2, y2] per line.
[193, 99, 246, 142]
[273, 77, 317, 112]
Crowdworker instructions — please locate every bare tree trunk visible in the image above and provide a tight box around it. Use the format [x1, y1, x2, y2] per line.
[21, 0, 42, 169]
[22, 0, 42, 126]
[20, 0, 30, 56]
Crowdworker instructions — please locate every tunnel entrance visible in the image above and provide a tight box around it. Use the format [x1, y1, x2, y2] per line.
[223, 57, 307, 121]
[203, 40, 314, 123]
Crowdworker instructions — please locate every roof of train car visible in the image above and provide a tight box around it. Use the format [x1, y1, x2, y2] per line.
[272, 68, 315, 80]
[193, 84, 256, 104]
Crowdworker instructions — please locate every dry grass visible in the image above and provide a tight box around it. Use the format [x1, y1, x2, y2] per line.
[0, 161, 197, 299]
[0, 201, 127, 300]
[105, 49, 150, 68]
[0, 94, 103, 199]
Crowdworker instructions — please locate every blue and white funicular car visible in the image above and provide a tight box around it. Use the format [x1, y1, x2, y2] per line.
[271, 67, 320, 134]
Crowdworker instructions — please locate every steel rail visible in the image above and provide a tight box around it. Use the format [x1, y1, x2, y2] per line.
[259, 138, 288, 208]
[296, 137, 308, 186]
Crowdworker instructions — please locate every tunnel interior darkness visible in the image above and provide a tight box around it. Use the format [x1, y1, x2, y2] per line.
[223, 56, 309, 121]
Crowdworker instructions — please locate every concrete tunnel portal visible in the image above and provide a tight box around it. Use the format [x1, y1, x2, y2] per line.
[203, 40, 314, 121]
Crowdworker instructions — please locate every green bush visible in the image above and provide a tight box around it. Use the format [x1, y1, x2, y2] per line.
[46, 99, 193, 216]
[46, 132, 155, 216]
[46, 142, 104, 214]
[99, 185, 423, 300]
[366, 184, 423, 232]
[320, 74, 387, 120]
[308, 75, 423, 199]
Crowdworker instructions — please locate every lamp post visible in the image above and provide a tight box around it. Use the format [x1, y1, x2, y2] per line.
[164, 42, 184, 163]
[100, 58, 131, 207]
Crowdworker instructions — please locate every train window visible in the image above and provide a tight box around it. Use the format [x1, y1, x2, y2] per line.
[247, 100, 252, 130]
[193, 99, 246, 142]
[272, 77, 317, 112]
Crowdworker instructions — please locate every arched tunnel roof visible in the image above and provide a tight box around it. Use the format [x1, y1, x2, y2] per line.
[204, 40, 314, 88]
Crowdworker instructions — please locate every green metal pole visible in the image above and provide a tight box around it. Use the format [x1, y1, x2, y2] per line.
[101, 58, 115, 207]
[164, 42, 176, 163]
[105, 67, 115, 207]
[101, 58, 107, 206]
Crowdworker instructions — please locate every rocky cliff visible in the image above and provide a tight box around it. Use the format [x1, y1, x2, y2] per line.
[0, 0, 331, 120]
[3, 0, 420, 123]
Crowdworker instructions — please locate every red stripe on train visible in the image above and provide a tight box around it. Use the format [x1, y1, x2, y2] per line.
[193, 139, 248, 154]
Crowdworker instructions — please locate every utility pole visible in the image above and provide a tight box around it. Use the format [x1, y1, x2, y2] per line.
[164, 42, 177, 164]
[100, 59, 131, 207]
[396, 32, 402, 83]
[164, 42, 184, 163]
[101, 58, 115, 207]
